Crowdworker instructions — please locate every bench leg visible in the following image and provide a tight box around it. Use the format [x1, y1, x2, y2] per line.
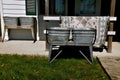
[2, 28, 6, 42]
[49, 45, 52, 62]
[49, 45, 63, 63]
[31, 27, 35, 42]
[79, 45, 93, 64]
[89, 45, 93, 63]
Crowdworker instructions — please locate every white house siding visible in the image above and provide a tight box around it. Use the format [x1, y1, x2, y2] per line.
[2, 0, 26, 17]
[0, 0, 1, 15]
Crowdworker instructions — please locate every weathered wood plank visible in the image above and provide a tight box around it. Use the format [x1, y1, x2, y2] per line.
[108, 0, 116, 53]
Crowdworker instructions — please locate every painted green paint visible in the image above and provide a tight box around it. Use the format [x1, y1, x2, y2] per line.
[26, 0, 36, 15]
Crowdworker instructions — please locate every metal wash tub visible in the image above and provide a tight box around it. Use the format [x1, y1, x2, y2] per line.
[46, 27, 96, 64]
[46, 27, 69, 45]
[72, 28, 96, 45]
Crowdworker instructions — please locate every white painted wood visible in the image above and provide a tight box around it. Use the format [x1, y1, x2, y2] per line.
[3, 0, 25, 5]
[3, 14, 26, 17]
[108, 31, 116, 35]
[2, 0, 26, 17]
[0, 0, 6, 41]
[3, 14, 37, 17]
[0, 0, 1, 15]
[3, 5, 25, 9]
[43, 16, 60, 20]
[3, 10, 26, 14]
[110, 17, 117, 21]
[3, 2, 25, 5]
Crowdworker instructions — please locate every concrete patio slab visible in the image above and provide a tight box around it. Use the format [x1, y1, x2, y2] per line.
[98, 57, 120, 80]
[0, 41, 48, 56]
[1, 41, 120, 57]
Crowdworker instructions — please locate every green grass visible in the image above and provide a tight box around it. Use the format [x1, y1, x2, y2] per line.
[0, 54, 108, 80]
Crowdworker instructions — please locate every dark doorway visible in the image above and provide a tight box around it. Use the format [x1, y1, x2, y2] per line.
[101, 0, 111, 16]
[114, 0, 120, 42]
[101, 0, 120, 42]
[39, 0, 45, 15]
[68, 0, 75, 16]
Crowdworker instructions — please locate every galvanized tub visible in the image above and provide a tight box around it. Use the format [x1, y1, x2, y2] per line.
[73, 27, 96, 44]
[46, 27, 69, 44]
[3, 17, 18, 28]
[19, 17, 34, 28]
